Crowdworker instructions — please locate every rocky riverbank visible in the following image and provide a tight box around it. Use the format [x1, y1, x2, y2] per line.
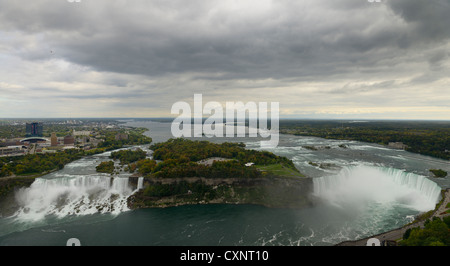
[127, 175, 314, 209]
[0, 176, 36, 217]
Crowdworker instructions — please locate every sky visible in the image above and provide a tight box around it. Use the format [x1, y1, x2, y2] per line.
[0, 0, 449, 119]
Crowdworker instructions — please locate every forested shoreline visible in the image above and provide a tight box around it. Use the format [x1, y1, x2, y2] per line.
[279, 120, 450, 160]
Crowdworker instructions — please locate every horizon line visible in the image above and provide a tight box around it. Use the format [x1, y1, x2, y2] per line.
[1, 117, 450, 122]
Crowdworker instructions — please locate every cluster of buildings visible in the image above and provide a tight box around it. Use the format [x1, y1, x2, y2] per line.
[0, 122, 107, 157]
[47, 130, 103, 150]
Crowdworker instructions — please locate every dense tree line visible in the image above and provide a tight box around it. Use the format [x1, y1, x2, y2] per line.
[0, 149, 84, 177]
[150, 160, 261, 179]
[110, 148, 147, 165]
[0, 124, 25, 140]
[280, 120, 450, 160]
[97, 128, 153, 150]
[97, 148, 149, 174]
[126, 138, 299, 179]
[429, 169, 447, 178]
[95, 161, 115, 174]
[151, 138, 296, 169]
[135, 159, 157, 174]
[400, 217, 450, 246]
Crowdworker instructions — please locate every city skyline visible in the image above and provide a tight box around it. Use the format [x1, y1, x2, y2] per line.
[0, 0, 449, 120]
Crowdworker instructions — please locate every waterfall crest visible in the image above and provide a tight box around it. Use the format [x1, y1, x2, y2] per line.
[13, 174, 135, 221]
[137, 177, 144, 190]
[313, 165, 441, 212]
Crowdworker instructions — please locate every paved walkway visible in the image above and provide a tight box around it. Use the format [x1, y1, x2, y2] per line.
[336, 189, 450, 246]
[197, 157, 234, 166]
[435, 189, 450, 219]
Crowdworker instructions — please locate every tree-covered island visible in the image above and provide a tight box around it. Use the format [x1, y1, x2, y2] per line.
[126, 138, 313, 209]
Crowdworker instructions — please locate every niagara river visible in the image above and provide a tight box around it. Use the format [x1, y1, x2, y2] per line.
[0, 120, 448, 246]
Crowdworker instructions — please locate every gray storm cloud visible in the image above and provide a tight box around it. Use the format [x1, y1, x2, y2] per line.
[0, 0, 449, 118]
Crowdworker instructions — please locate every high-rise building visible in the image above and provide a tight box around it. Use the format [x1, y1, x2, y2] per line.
[51, 132, 58, 146]
[26, 122, 43, 137]
[64, 135, 75, 145]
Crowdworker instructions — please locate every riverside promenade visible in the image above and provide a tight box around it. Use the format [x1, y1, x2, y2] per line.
[336, 188, 450, 246]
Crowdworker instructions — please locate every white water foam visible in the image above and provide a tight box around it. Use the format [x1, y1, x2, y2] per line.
[13, 175, 134, 221]
[313, 165, 441, 212]
[137, 177, 144, 190]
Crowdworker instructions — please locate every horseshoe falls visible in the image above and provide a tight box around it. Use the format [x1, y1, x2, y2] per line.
[1, 121, 449, 246]
[313, 165, 441, 212]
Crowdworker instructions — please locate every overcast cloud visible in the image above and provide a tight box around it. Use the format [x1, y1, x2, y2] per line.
[0, 0, 449, 119]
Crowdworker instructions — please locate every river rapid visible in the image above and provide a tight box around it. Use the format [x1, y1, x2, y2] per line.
[0, 120, 448, 246]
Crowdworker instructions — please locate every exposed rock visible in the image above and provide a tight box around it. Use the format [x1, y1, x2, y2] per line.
[127, 176, 314, 209]
[0, 177, 35, 217]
